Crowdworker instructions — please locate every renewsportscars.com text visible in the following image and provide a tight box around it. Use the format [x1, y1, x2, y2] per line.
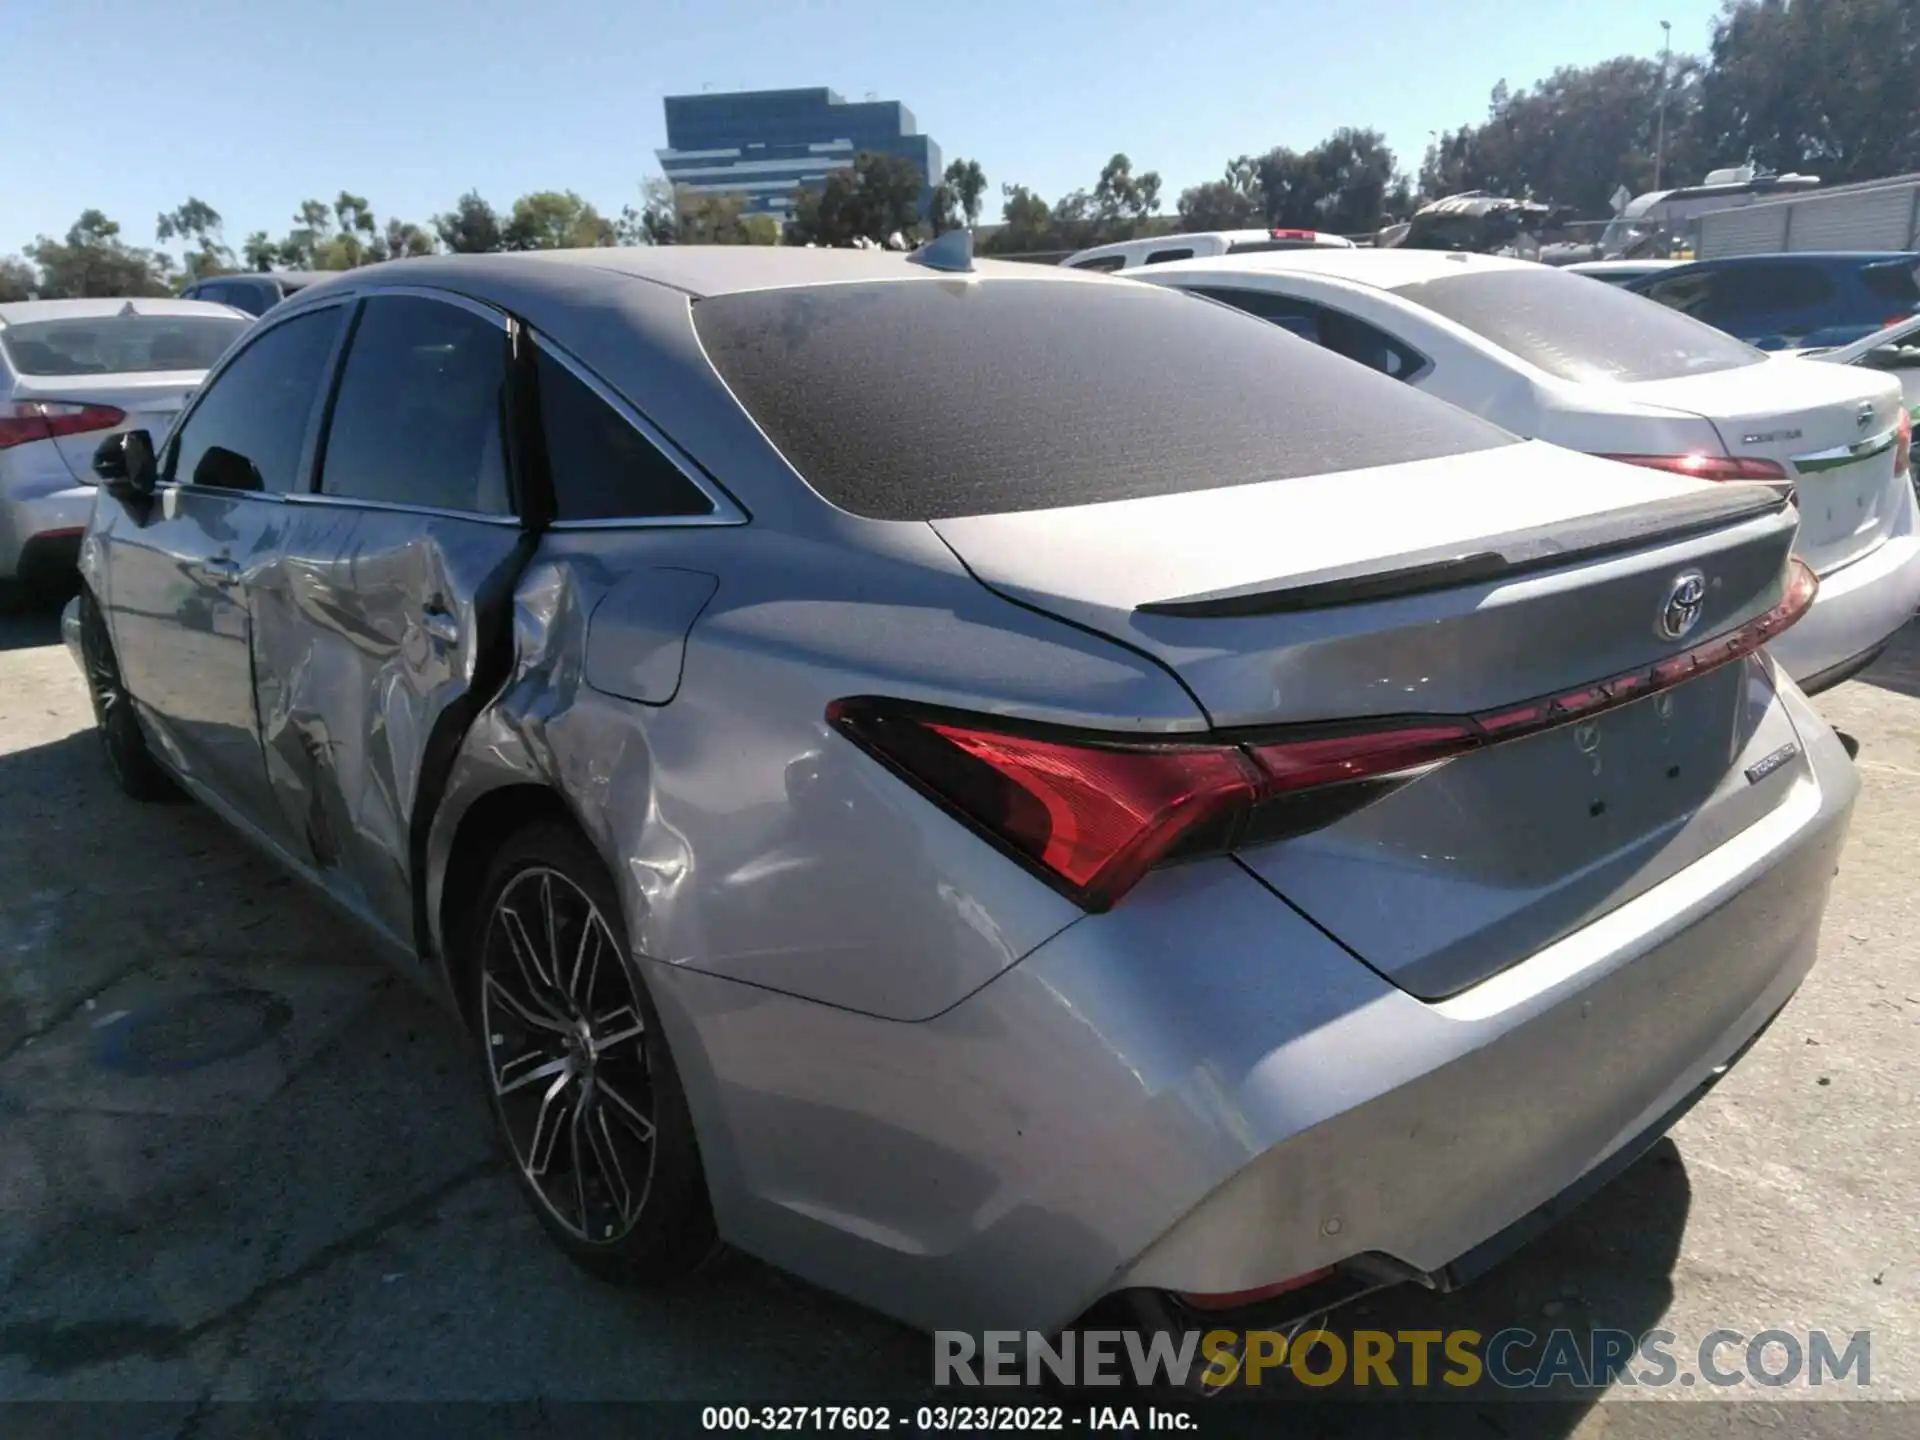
[934, 1327, 1872, 1391]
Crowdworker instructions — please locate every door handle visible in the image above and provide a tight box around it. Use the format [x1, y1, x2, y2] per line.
[421, 606, 460, 646]
[196, 556, 241, 587]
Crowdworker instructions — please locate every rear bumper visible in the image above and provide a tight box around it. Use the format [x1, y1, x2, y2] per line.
[1772, 494, 1920, 690]
[651, 683, 1857, 1334]
[0, 481, 93, 583]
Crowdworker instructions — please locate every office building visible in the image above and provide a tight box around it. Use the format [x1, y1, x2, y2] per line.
[657, 87, 942, 224]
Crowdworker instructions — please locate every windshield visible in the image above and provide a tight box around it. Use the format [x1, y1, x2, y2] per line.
[1395, 268, 1766, 384]
[0, 314, 248, 377]
[694, 278, 1514, 521]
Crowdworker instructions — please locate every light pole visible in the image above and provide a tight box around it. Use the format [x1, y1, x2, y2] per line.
[1654, 19, 1673, 190]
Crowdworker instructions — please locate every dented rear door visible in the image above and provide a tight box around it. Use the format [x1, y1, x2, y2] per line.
[257, 291, 529, 948]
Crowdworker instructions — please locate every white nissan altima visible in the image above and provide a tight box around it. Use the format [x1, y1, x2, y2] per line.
[1135, 250, 1920, 692]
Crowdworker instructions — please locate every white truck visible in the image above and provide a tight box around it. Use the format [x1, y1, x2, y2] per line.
[1693, 172, 1920, 258]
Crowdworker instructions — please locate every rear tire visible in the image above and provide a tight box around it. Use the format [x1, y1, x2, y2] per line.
[78, 588, 178, 803]
[464, 820, 718, 1284]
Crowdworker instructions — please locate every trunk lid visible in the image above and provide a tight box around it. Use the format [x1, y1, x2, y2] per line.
[933, 440, 1811, 998]
[10, 371, 202, 481]
[1623, 357, 1908, 576]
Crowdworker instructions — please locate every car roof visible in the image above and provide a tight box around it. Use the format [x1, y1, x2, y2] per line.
[1565, 259, 1679, 273]
[0, 296, 251, 325]
[288, 246, 1114, 304]
[1658, 251, 1920, 270]
[1132, 248, 1540, 290]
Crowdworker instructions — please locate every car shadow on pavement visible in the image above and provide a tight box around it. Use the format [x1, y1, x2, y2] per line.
[0, 590, 66, 654]
[0, 717, 1697, 1427]
[1855, 617, 1920, 700]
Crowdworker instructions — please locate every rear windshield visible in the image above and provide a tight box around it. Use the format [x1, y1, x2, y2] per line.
[0, 315, 248, 377]
[1860, 259, 1920, 305]
[1395, 268, 1765, 384]
[693, 279, 1513, 520]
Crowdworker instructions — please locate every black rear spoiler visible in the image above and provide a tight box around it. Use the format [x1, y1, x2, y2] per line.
[1136, 484, 1791, 619]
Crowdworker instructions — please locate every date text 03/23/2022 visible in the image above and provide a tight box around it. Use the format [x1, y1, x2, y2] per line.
[701, 1407, 1190, 1432]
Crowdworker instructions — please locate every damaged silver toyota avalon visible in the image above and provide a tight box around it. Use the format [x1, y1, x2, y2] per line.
[64, 244, 1854, 1340]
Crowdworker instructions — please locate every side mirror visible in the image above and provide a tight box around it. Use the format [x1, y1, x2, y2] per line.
[93, 430, 158, 501]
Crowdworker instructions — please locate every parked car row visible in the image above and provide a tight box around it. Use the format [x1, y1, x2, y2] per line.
[26, 235, 1893, 1370]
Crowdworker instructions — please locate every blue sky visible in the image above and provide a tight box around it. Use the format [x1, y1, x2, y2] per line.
[10, 0, 1720, 261]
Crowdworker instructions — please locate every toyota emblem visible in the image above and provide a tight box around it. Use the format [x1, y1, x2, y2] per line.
[1660, 570, 1707, 641]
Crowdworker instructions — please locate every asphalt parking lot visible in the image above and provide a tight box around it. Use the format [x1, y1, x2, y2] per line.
[1, 590, 1917, 1436]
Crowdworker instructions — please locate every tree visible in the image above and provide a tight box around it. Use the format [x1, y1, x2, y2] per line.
[1697, 0, 1920, 186]
[156, 197, 233, 281]
[1308, 128, 1403, 233]
[787, 153, 925, 246]
[242, 231, 278, 272]
[1418, 57, 1705, 215]
[944, 158, 988, 225]
[616, 177, 680, 245]
[928, 181, 958, 235]
[1178, 156, 1261, 230]
[0, 255, 36, 302]
[372, 217, 436, 261]
[26, 211, 172, 298]
[740, 214, 782, 246]
[504, 190, 614, 250]
[982, 183, 1054, 252]
[674, 187, 750, 243]
[1094, 153, 1162, 234]
[434, 191, 505, 253]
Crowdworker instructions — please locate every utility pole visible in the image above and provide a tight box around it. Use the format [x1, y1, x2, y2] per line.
[1654, 19, 1673, 190]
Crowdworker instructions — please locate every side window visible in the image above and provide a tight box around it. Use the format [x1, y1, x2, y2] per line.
[1145, 248, 1194, 265]
[1192, 287, 1424, 380]
[319, 295, 513, 516]
[1193, 286, 1325, 342]
[1070, 256, 1127, 273]
[166, 307, 345, 494]
[225, 282, 271, 317]
[536, 346, 714, 522]
[1714, 265, 1833, 317]
[1318, 308, 1426, 380]
[1642, 271, 1718, 318]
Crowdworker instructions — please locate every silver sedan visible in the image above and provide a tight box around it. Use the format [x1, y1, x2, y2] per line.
[65, 245, 1855, 1343]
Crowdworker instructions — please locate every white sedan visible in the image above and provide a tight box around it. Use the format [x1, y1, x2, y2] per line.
[1796, 312, 1920, 448]
[1134, 250, 1920, 692]
[1, 297, 250, 587]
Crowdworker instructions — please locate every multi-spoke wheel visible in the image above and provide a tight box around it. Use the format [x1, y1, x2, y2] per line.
[78, 587, 177, 802]
[468, 821, 716, 1282]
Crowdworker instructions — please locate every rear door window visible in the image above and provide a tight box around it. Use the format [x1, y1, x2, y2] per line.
[692, 277, 1511, 521]
[0, 314, 249, 376]
[1709, 264, 1834, 318]
[535, 345, 714, 522]
[1396, 268, 1764, 384]
[165, 307, 346, 493]
[318, 295, 514, 516]
[1145, 248, 1194, 264]
[1861, 259, 1920, 307]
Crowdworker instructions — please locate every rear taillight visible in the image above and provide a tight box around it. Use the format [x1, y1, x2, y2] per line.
[1897, 407, 1912, 476]
[830, 559, 1818, 911]
[1599, 452, 1790, 483]
[1269, 228, 1317, 241]
[0, 401, 126, 451]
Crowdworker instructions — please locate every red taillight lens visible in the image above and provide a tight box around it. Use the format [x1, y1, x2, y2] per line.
[1896, 407, 1912, 477]
[830, 560, 1818, 912]
[0, 401, 126, 451]
[1599, 452, 1790, 483]
[1269, 228, 1317, 241]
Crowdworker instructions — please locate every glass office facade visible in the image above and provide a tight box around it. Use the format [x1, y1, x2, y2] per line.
[657, 88, 942, 225]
